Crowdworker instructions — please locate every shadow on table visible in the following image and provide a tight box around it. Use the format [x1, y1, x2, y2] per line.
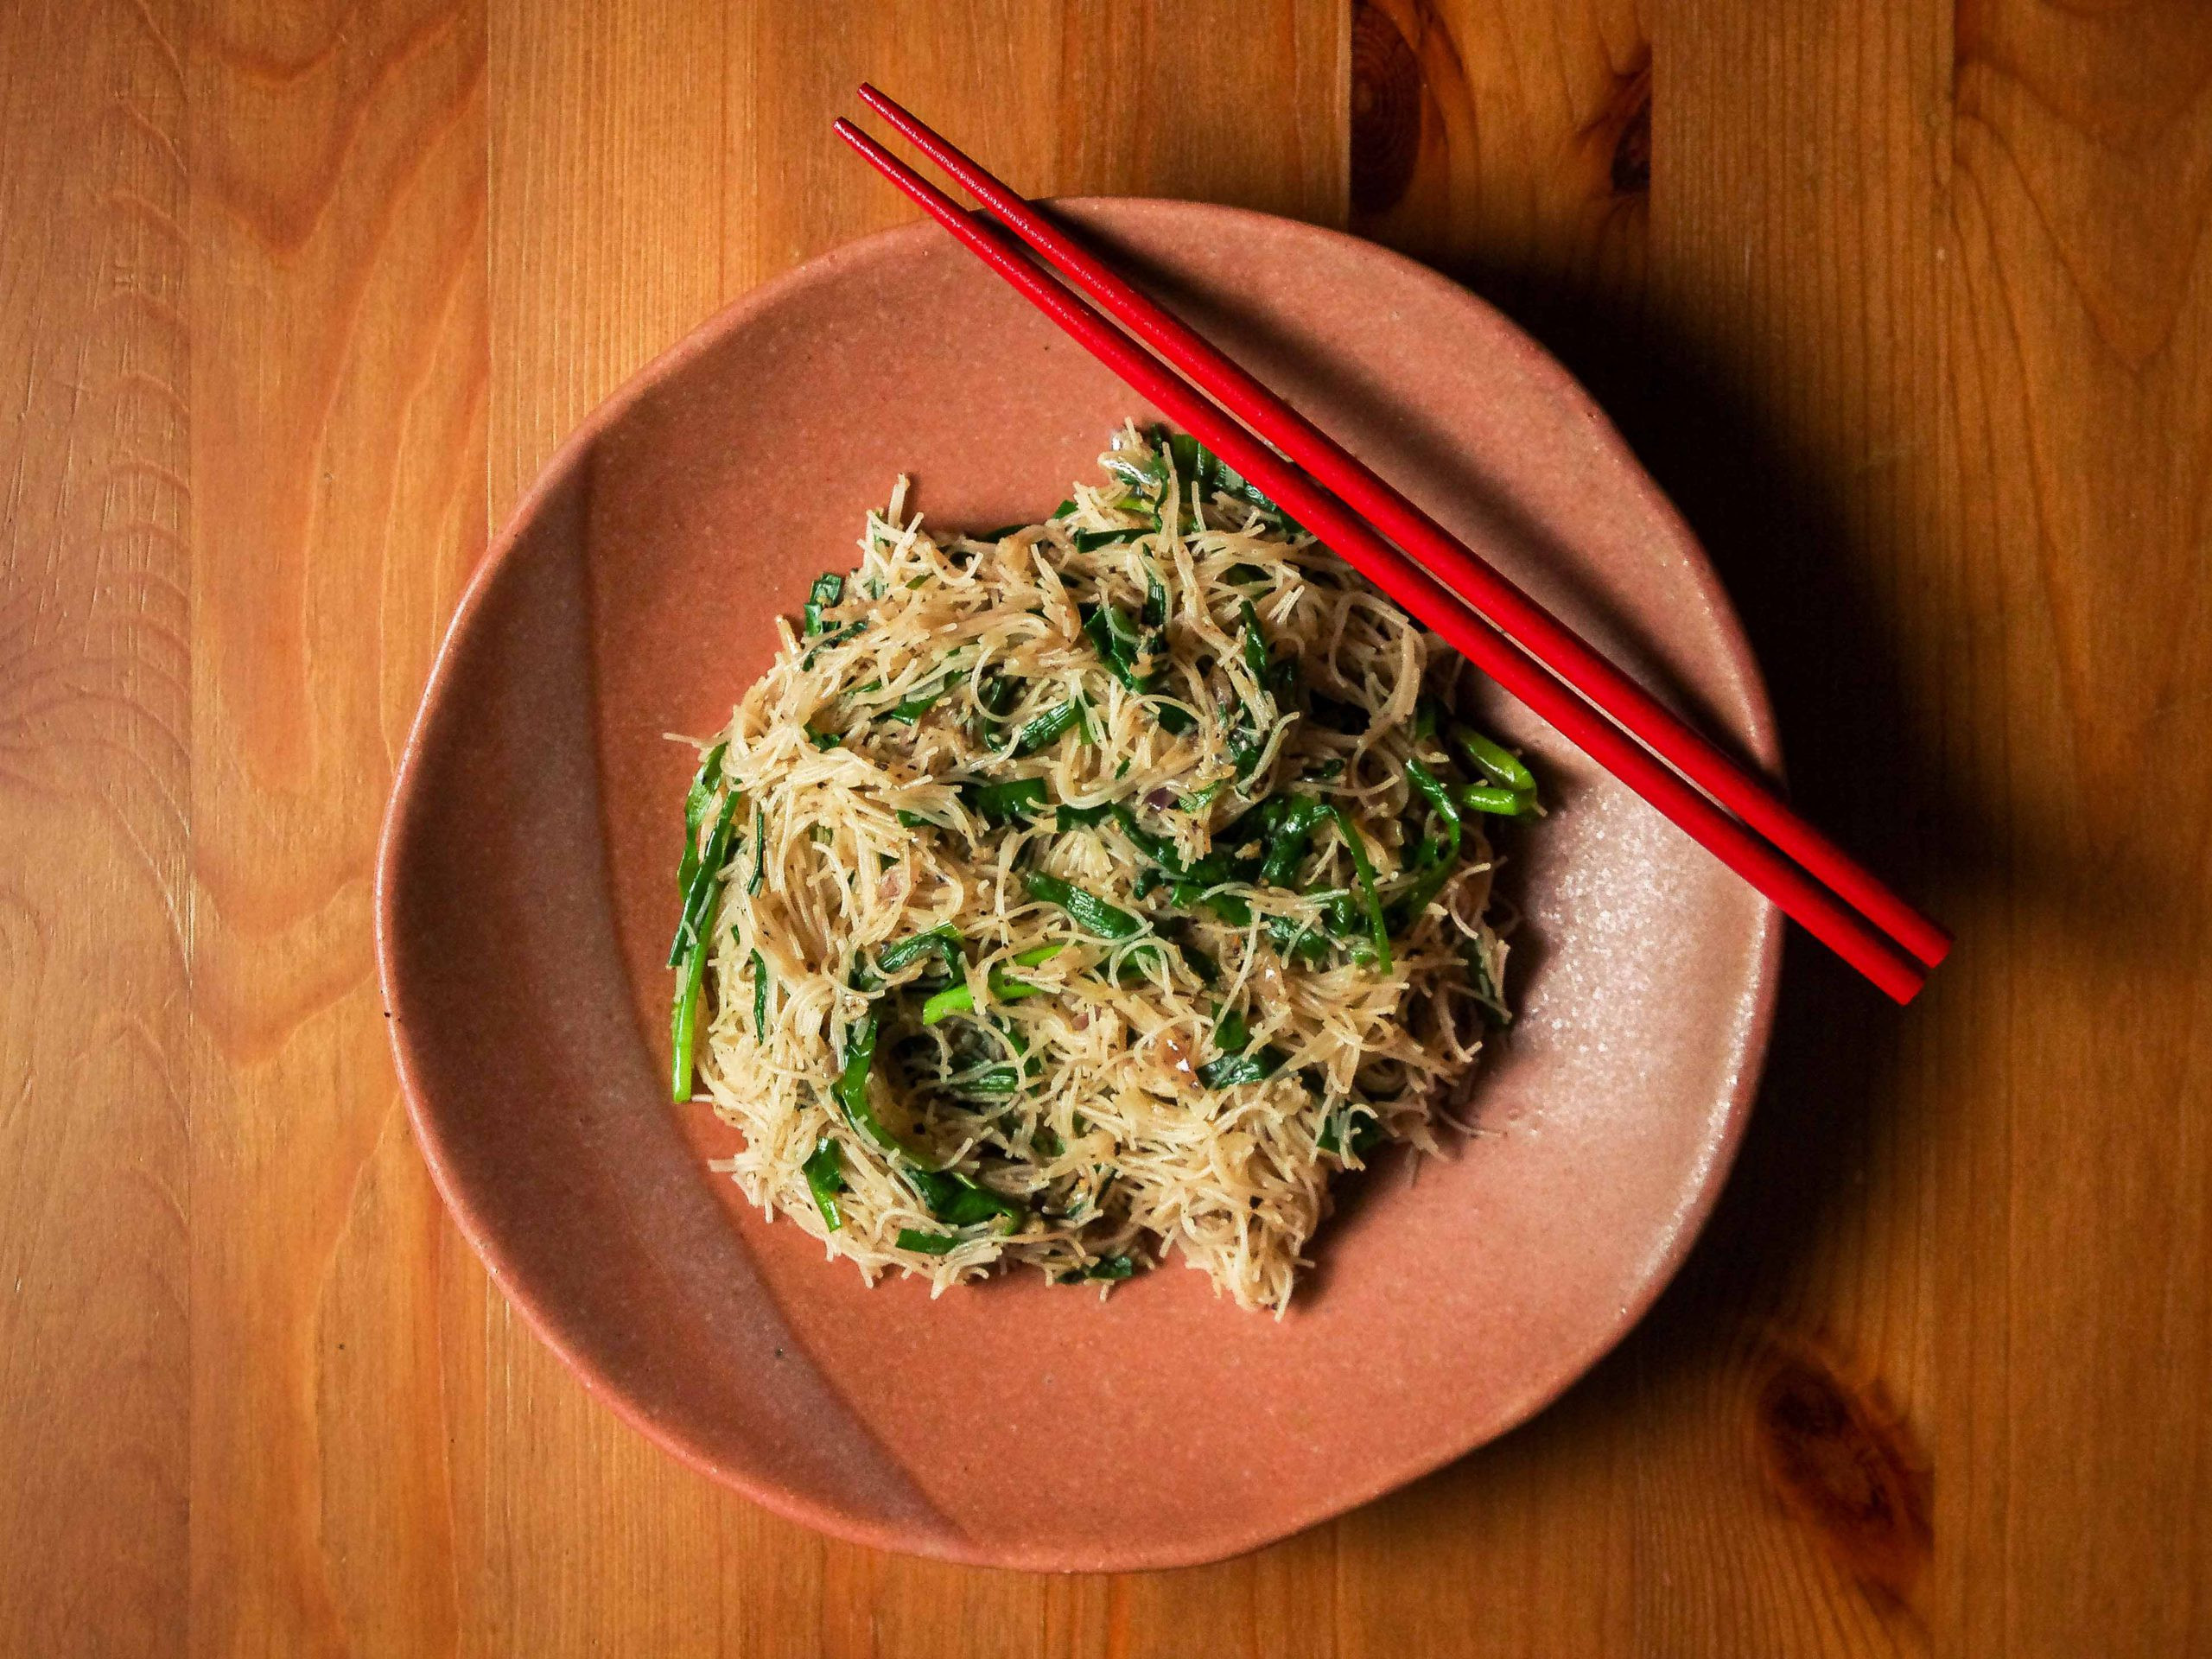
[1342, 263, 1971, 1538]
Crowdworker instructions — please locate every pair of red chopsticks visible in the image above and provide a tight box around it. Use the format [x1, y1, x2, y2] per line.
[836, 87, 1951, 1003]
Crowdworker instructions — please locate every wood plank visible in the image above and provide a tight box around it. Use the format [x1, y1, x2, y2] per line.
[0, 3, 193, 1652]
[1939, 0, 2212, 1648]
[181, 0, 486, 1650]
[1351, 0, 1649, 327]
[720, 0, 1347, 325]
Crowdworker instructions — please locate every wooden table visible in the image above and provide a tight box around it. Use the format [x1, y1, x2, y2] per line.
[4, 1, 2206, 1652]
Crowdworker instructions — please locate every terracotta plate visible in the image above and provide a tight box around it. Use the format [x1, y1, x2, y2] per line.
[378, 200, 1782, 1572]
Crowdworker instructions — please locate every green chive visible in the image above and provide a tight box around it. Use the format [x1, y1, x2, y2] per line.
[1023, 872, 1145, 940]
[1388, 758, 1462, 930]
[670, 955, 706, 1101]
[897, 1229, 965, 1255]
[751, 948, 770, 1039]
[963, 777, 1049, 822]
[885, 679, 949, 722]
[1451, 725, 1536, 794]
[1073, 526, 1146, 552]
[669, 789, 740, 967]
[1257, 796, 1329, 887]
[972, 670, 1021, 745]
[1197, 1045, 1287, 1089]
[907, 1167, 1024, 1227]
[1102, 451, 1164, 497]
[831, 1014, 903, 1154]
[919, 945, 1064, 1024]
[1240, 598, 1270, 690]
[1264, 912, 1331, 967]
[1083, 601, 1193, 735]
[1457, 783, 1533, 817]
[1213, 1001, 1249, 1055]
[1166, 431, 1204, 496]
[677, 743, 728, 894]
[803, 1138, 845, 1230]
[945, 1065, 1020, 1097]
[1108, 802, 1186, 875]
[877, 923, 962, 974]
[1143, 569, 1169, 630]
[1014, 697, 1086, 754]
[1329, 805, 1392, 972]
[802, 573, 843, 635]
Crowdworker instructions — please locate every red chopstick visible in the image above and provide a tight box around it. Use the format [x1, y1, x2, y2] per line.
[832, 116, 1936, 1003]
[857, 84, 1950, 976]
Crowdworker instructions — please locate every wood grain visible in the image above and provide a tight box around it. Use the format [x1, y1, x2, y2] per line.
[2, 0, 2208, 1652]
[0, 2, 191, 1650]
[182, 0, 486, 1652]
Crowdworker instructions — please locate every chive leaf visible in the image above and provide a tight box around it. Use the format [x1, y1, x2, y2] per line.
[919, 946, 1064, 1025]
[803, 1138, 846, 1230]
[877, 922, 962, 974]
[1014, 697, 1085, 754]
[908, 1166, 1025, 1228]
[885, 678, 950, 723]
[1023, 872, 1144, 940]
[1457, 783, 1532, 817]
[1451, 725, 1537, 794]
[802, 573, 843, 635]
[1197, 1045, 1287, 1089]
[677, 742, 728, 895]
[1388, 758, 1463, 930]
[1329, 805, 1392, 972]
[963, 776, 1049, 822]
[831, 1014, 904, 1154]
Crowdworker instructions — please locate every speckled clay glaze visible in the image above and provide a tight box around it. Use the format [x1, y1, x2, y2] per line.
[376, 200, 1782, 1571]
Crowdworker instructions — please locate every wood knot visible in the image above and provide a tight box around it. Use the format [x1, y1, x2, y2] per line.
[1606, 60, 1652, 196]
[1752, 1335, 1931, 1607]
[1351, 1, 1422, 219]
